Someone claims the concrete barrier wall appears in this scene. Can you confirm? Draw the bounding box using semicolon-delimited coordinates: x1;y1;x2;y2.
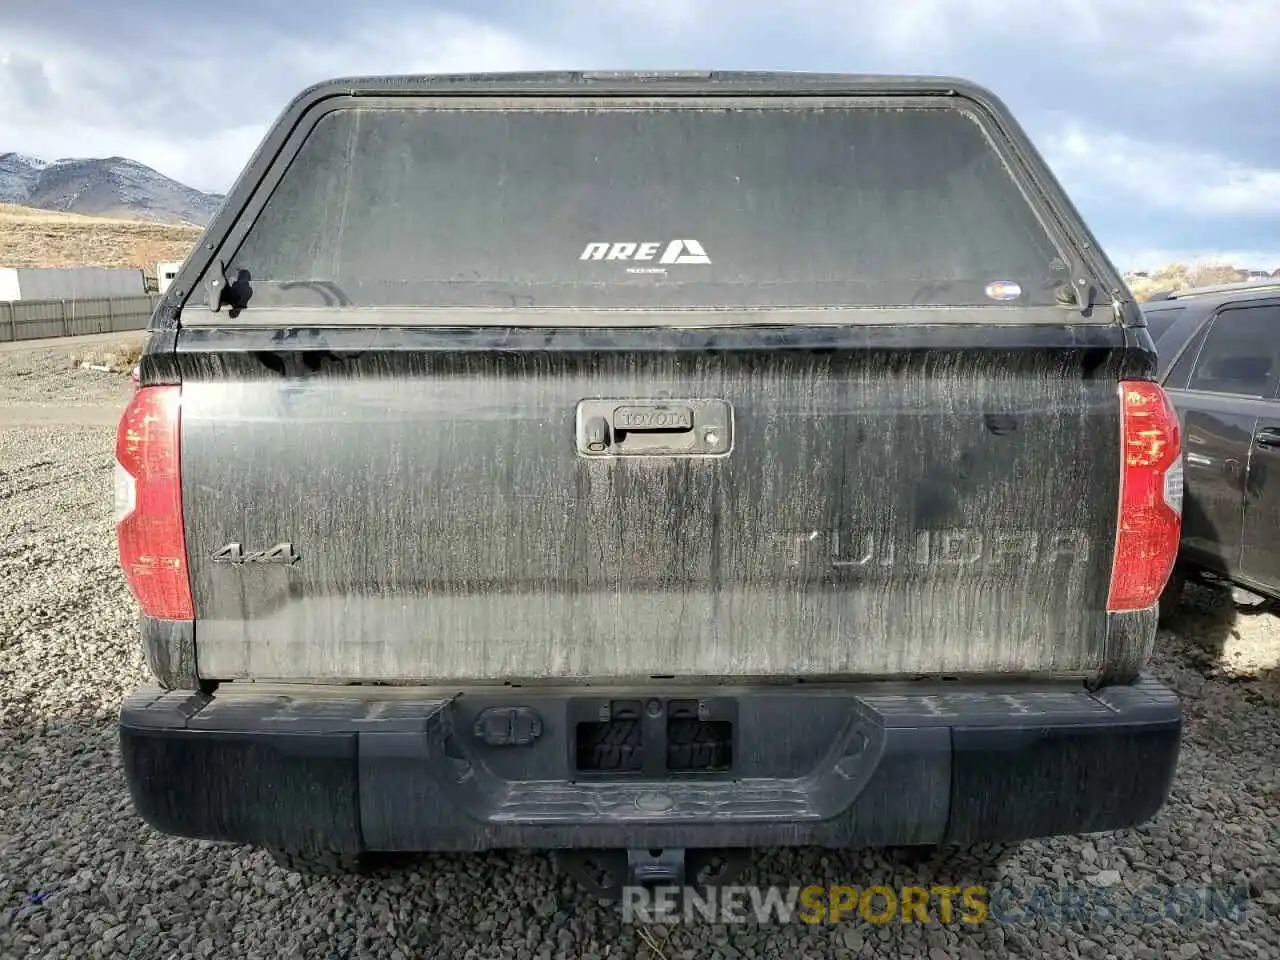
0;295;162;343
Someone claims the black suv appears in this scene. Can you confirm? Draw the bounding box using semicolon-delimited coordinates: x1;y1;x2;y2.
1144;280;1280;618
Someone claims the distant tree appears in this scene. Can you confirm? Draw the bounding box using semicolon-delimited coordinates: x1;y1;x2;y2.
1127;276;1160;301
127;237;196;280
1188;262;1245;287
1151;263;1191;287
1123;260;1275;302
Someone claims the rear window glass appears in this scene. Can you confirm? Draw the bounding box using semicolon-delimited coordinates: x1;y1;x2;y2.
213;100;1072;310
1164;320;1210;390
1141;306;1183;344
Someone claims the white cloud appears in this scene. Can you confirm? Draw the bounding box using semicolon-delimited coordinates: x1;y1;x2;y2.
1138;0;1280;79
1043;123;1280;218
0;12;566;192
799;0;1280;80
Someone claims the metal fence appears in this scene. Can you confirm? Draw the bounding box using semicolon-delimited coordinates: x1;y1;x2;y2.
0;295;162;343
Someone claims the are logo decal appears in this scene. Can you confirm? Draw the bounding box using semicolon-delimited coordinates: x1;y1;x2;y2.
579;239;711;269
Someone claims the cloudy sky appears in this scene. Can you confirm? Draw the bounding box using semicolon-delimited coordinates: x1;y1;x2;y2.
2;0;1277;271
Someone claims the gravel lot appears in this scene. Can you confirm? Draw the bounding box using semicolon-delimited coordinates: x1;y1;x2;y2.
2;342;1278;958
0;333;145;408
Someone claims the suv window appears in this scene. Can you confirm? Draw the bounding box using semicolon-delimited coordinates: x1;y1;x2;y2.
1185;303;1280;396
1141;306;1182;343
1164;320;1210;390
213;99;1072;311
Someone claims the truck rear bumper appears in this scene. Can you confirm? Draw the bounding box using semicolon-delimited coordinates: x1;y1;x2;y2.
119;676;1181;854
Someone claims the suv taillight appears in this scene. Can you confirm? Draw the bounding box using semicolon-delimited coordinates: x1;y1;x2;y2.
1107;380;1183;612
114;385;193;620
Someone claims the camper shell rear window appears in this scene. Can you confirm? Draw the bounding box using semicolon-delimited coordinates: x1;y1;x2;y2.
190;96;1077;313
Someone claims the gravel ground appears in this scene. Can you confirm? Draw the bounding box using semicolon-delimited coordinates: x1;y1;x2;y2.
2;361;1279;957
0;335;141;411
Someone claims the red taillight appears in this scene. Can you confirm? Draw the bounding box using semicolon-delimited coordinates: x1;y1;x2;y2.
1107;380;1183;612
114;385;193;620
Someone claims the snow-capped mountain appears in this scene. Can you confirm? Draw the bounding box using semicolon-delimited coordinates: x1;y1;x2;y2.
0;152;223;226
0;152;50;203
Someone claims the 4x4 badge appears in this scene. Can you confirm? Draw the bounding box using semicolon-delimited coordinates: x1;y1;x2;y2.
211;542;300;566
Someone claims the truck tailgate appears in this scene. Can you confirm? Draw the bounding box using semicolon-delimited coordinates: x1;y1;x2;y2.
178;329;1122;682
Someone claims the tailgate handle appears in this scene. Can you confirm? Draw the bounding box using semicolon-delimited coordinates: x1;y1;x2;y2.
576;399;732;458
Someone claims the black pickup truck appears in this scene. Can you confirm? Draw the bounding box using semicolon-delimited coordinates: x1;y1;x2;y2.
114;71;1185;892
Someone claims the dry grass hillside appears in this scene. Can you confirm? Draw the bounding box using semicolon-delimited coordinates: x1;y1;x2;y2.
0;203;200;279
